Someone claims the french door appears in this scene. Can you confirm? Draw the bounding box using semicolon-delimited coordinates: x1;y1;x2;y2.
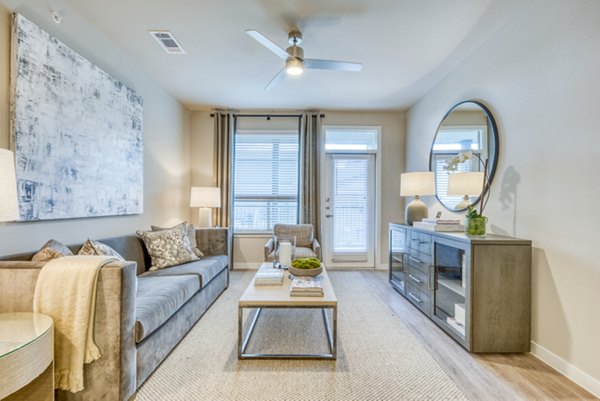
322;154;375;268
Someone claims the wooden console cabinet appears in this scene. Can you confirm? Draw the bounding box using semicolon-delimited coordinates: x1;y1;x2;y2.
389;223;532;352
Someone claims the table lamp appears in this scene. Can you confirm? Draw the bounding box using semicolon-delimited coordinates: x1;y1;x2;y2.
190;186;221;227
400;172;435;225
0;149;19;222
447;172;484;210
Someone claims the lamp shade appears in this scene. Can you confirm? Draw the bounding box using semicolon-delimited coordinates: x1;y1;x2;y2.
400;172;435;197
0;149;19;222
190;187;221;208
447;172;484;196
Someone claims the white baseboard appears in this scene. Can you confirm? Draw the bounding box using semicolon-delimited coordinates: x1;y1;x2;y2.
530;341;600;397
376;263;388;271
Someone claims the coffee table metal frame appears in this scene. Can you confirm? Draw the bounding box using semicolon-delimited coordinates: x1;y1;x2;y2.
237;304;337;360
237;263;337;360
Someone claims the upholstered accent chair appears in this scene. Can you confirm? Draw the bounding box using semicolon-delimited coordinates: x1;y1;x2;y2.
264;224;321;262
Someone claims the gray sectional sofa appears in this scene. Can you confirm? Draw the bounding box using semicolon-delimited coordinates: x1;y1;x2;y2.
0;227;229;401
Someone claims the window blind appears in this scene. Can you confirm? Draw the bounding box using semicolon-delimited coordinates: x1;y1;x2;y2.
233;131;299;232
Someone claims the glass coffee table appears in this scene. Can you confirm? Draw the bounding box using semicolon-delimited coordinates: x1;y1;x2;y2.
238;262;337;360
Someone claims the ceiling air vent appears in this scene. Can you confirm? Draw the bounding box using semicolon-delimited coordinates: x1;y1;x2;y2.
148;30;186;54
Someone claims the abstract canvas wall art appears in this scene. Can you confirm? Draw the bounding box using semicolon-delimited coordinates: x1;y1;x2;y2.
10;14;144;221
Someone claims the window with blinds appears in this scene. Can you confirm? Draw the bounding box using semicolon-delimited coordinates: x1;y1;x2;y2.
232;129;299;232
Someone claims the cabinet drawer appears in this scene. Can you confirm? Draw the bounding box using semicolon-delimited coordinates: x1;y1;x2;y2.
407;265;430;293
409;231;432;255
406;283;431;315
406;249;431;274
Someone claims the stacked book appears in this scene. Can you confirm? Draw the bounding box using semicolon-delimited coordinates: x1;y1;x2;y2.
413;218;464;232
290;277;324;297
254;268;284;286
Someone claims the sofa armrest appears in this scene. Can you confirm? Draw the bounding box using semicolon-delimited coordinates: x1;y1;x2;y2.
0;260;138;401
264;238;275;261
312;239;322;260
195;227;229;257
0;261;47;312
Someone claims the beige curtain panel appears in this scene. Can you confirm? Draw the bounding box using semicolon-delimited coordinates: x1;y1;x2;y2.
300;112;322;241
212;111;234;229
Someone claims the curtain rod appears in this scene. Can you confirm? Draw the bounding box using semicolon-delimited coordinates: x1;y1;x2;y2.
209;113;325;118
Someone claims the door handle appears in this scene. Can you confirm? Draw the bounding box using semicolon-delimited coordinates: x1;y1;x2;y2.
325;214;333;218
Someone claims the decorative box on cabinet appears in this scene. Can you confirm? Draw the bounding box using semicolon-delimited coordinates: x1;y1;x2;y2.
388;223;532;353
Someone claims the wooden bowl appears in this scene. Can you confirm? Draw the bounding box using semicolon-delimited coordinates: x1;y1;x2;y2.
288;265;323;277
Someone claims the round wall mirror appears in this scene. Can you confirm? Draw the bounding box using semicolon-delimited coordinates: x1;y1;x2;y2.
429;100;499;212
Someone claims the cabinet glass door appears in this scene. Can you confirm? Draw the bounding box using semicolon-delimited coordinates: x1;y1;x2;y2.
389;226;408;294
433;241;467;340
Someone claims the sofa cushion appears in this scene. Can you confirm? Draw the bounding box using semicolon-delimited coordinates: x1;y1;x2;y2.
78;239;126;261
32;239;74;262
151;222;204;258
140;255;228;288
137;223;199;270
135;275;200;343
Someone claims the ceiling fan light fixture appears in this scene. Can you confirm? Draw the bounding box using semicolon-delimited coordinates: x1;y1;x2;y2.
286;58;303;75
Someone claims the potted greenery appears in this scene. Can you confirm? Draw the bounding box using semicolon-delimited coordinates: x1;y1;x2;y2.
445;151;490;236
465;205;488;236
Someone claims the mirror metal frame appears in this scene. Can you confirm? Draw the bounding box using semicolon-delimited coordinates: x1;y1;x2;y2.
429;100;499;212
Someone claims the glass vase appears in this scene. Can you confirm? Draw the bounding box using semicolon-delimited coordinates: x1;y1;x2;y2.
465;215;488;236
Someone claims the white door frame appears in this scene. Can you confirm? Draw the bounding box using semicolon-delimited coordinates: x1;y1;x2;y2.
319;125;382;269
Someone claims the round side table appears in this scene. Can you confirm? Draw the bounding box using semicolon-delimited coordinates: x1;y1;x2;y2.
0;312;54;400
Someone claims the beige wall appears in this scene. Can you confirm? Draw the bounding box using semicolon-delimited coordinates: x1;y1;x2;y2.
0;4;191;254
406;0;600;394
442;110;487;126
190;110;405;269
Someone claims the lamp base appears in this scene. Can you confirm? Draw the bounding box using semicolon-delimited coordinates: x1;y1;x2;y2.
454;195;471;211
198;208;212;228
405;196;429;225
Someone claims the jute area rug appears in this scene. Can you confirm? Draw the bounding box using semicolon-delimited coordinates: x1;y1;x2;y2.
137;271;467;401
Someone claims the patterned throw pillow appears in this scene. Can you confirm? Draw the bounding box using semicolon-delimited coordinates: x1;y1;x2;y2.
78;239;126;261
137;223;199;270
32;239;74;262
151;222;204;258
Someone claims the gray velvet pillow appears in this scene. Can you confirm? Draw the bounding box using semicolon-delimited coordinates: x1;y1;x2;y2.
137;223;199;270
32;239;74;262
78;239;126;261
151;222;204;258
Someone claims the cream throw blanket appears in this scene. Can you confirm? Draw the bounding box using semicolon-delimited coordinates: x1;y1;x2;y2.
33;255;117;393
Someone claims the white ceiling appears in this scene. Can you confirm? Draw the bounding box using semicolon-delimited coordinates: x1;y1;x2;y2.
5;0;524;110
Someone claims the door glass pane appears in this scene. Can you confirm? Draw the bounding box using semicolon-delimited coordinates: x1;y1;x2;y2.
332;156;370;259
325;129;378;152
434;243;466;338
390;228;407;293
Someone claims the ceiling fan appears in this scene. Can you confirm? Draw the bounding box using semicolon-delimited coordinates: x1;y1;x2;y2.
245;29;363;90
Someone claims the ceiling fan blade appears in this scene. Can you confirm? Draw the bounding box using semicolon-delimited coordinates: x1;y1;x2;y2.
304;58;363;72
246;29;289;60
265;68;287;90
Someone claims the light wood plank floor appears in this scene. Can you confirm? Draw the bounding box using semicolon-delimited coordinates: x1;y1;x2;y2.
233;269;596;400
349;269;597;401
